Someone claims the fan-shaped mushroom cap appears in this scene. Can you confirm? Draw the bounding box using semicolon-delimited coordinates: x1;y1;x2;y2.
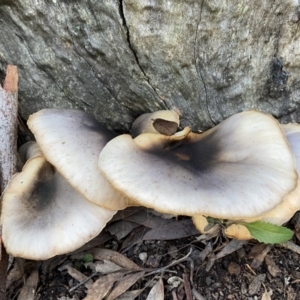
1;142;116;260
27;109;128;210
99;111;297;219
131;110;180;138
225;123;300;240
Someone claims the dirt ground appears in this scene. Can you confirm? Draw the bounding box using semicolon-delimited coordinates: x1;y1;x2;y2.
5;208;300;300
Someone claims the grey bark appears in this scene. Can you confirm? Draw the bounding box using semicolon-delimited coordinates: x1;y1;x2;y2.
0;0;300;131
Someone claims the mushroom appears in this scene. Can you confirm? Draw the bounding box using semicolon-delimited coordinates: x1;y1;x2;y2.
131;110;180;138
99;111;297;219
27;109;129;210
1;142;116;260
225;123;300;240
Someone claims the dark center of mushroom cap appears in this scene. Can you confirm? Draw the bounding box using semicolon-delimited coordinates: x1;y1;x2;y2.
142;131;221;173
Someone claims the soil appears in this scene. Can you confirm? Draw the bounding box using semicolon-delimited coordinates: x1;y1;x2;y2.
5;210;300;300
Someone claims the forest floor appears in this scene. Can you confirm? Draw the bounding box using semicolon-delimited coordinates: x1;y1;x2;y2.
5;208;300;300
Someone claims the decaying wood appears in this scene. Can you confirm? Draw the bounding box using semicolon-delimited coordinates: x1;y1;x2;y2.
0;65;18;300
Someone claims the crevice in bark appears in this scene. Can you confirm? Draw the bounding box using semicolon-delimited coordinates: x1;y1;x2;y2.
194;0;216;126
55;2;123;110
118;0;170;110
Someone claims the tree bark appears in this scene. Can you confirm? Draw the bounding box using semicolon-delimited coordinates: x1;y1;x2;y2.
0;65;18;300
0;1;299;131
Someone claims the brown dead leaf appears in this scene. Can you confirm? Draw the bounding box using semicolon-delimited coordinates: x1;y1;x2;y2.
86;260;123;274
17;269;39;300
249;244;272;269
121;226;150;251
106;220;140;240
115;288;145;299
146;278;164;300
265;256;281;277
248;274;266;296
84;271;125;300
215;240;248;260
106;271;145;300
59;265;93;288
143;219;199;241
111;207;143;222
6;261;23;288
124;209;174;229
91;248;141;270
199;242;213;262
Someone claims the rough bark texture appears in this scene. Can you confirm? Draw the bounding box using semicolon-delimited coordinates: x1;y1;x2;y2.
0;1;300;131
0;65;18;300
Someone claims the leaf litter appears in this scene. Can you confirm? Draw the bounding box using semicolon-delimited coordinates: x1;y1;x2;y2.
5;207;300;299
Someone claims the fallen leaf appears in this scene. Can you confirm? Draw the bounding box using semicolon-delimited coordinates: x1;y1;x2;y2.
106;271;145;300
59;265;93;288
265;256;281;277
17;269;39;300
85;260;123;274
215;240;248;260
248;274;266;296
106;220;140;240
249;244;272;269
110;207;143;222
199;242;212;262
121;226;150;251
146;278;164;300
91;248;140;270
124;209;174;229
143;219;199;240
115;289;145;300
84;271;125;300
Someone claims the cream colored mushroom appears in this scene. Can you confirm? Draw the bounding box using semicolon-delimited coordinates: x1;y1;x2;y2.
27;109;129;210
225;123;300;240
0;142;116;260
99;111;297;219
131;110;180;138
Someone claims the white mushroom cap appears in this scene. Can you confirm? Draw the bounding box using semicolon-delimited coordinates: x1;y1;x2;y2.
99;111;297;219
27;109;128;210
229;123;300;225
1;143;116;260
131;110;180;138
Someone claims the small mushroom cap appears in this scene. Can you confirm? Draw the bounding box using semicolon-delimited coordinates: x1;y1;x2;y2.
27;109;128;210
225;224;252;240
99;111;297;219
1;147;116;260
131;110;180;138
192;215;220;236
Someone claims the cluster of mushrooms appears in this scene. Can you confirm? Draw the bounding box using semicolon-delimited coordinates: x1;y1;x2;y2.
1;108;300;260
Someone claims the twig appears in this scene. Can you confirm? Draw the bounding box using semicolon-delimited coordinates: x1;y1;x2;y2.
144;247;193;277
279;241;300;255
68;272;98;293
183;273;193;300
